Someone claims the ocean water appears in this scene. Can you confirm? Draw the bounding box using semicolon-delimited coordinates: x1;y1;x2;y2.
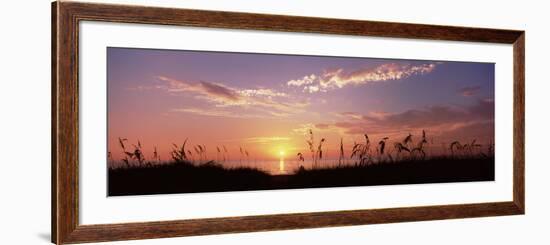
220;158;343;175
109;158;343;175
109;144;471;175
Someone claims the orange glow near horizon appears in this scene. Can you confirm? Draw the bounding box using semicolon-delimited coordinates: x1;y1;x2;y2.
107;47;495;173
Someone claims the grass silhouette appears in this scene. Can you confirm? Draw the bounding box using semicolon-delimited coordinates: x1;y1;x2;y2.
108;156;494;196
108;130;494;196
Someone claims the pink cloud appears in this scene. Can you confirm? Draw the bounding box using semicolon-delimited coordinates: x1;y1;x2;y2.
326;99;494;143
158;76;242;105
338;112;363;120
315;123;331;129
287;62;438;92
459;86;482;97
157;76;308;118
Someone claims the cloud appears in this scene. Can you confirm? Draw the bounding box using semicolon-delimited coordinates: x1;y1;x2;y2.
243;137;291;144
287;74;317;87
292;123;317;135
315;123;331;129
125;85;164;91
220;136;291;144
158;76;308;117
198;81;241;101
459;86;482;97
171;108;264;119
337;112;364;120
304;85;320;93
158;76;242;105
287;62;438;93
238;88;287;98
327;99;494;142
439;121;494;141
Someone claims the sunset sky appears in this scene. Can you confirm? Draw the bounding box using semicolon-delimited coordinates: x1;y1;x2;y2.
107;47;494;163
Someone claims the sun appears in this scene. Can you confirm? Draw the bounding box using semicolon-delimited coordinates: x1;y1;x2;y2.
273;144;291;159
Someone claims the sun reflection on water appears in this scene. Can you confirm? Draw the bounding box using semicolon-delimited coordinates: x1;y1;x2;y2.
279;158;286;174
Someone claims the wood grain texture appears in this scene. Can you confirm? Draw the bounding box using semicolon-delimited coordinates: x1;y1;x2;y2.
51;2;58;243
51;1;525;244
53;1;80;244
62;1;522;43
64;202;521;244
513;33;525;213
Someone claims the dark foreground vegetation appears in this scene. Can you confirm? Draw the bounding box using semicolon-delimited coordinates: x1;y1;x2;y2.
108;156;494;196
109;129;494;196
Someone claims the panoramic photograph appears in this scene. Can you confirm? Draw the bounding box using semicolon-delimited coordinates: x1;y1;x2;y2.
107;47;495;196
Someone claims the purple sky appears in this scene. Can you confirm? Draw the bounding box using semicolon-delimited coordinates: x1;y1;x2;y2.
107;47;494;161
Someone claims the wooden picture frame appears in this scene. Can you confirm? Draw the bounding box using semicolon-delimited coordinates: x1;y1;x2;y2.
52;1;525;244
